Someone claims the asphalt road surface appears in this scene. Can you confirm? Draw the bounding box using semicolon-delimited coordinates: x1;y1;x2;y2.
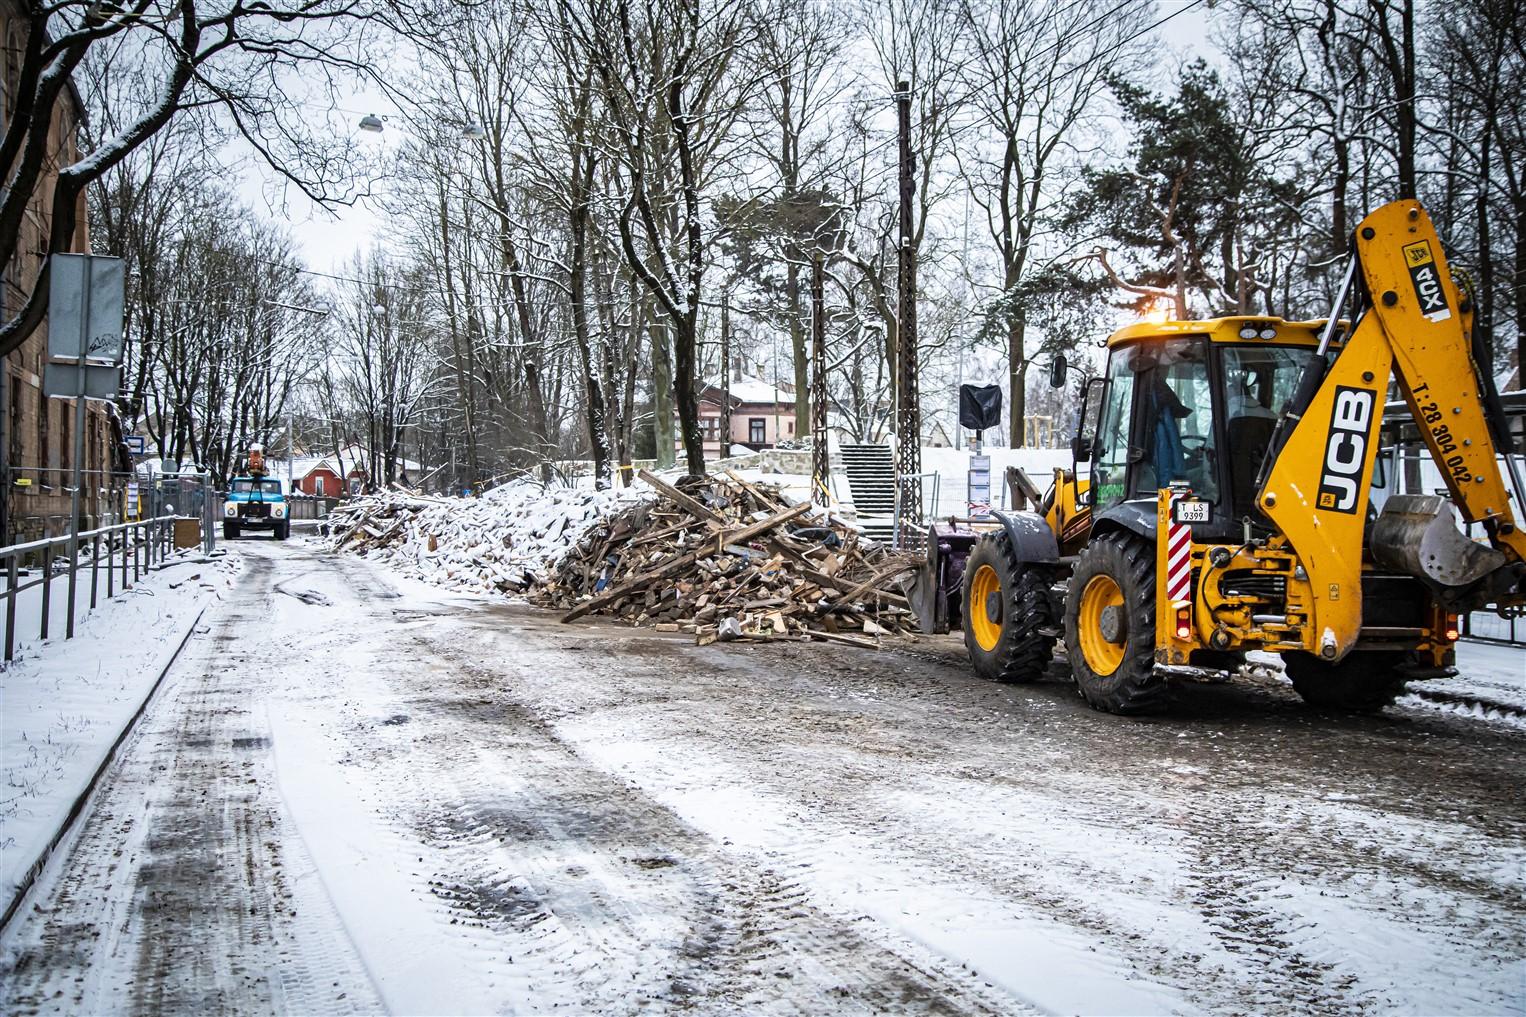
3;540;1522;1015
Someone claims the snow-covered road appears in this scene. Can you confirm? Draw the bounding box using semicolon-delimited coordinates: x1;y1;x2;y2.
3;539;1523;1015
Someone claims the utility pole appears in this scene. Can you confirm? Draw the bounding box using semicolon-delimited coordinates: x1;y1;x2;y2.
810;254;829;507
720;294;731;458
895;80;922;544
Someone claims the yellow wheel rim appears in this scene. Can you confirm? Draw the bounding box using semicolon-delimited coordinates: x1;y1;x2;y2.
969;563;1003;652
1077;573;1126;676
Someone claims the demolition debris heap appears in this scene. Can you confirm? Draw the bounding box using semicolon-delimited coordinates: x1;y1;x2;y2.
327;471;919;647
534;471;918;646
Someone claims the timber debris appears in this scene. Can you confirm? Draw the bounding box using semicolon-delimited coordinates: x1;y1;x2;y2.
532;471;919;646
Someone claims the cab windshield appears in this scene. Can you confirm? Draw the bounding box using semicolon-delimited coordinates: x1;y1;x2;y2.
231;479;282;496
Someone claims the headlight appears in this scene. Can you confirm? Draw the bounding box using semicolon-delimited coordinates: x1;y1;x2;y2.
224;502;237;517
273;505;286;518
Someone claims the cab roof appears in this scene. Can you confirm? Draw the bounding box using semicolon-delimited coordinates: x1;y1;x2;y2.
1106;315;1333;349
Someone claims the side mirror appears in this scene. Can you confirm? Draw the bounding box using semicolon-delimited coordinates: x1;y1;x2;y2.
1071;435;1093;463
1049;353;1068;389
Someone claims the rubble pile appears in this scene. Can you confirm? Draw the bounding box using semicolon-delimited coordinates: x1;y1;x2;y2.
326;483;648;595
533;470;919;647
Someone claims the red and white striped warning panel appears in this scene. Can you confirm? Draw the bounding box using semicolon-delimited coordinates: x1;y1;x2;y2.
1166;518;1193;604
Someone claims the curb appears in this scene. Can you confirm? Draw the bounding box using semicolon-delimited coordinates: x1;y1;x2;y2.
0;602;211;935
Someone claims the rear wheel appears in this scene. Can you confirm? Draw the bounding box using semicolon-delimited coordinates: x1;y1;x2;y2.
1283;651;1410;712
223;521;240;541
275;520;290;540
961;532;1056;684
1064;531;1166;714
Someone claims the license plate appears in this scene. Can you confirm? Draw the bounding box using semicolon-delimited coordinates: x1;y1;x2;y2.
1173;499;1211;524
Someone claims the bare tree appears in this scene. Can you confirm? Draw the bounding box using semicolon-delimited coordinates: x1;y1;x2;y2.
954;0;1144;446
561;0;760;477
0;0;396;355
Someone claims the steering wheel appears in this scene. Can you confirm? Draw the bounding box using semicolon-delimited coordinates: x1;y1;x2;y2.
1179;433;1209;453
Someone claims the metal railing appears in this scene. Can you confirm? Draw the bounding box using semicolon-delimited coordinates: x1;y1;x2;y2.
0;515;194;662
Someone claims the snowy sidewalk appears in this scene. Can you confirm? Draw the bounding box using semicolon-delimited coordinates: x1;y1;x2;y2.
0;547;241;911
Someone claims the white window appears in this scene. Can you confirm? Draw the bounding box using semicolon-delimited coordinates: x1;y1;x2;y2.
314;475;325;496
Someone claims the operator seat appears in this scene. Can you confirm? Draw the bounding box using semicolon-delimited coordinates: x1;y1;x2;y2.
1227;414;1277;513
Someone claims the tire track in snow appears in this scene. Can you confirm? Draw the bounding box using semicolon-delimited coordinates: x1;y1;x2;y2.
0;551;382;1016
362;637;1025;1016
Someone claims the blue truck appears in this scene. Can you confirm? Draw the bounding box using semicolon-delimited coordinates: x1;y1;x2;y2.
223;446;289;540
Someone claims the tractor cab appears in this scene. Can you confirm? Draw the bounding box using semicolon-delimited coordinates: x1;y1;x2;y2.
1077;317;1329;543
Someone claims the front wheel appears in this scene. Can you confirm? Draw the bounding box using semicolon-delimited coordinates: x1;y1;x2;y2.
1064;531;1166;714
223;521;240;541
275;520;290;541
1283;651;1410;712
961;532;1056;684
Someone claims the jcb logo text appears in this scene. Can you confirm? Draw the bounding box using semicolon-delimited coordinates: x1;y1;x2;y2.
1317;386;1375;514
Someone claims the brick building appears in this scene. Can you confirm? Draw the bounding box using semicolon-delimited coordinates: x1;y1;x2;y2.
0;6;117;543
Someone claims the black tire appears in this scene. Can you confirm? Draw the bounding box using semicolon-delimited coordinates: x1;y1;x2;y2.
1283;651;1410;712
961;531;1056;684
276;520;290;541
1064;530;1167;714
223;521;240;541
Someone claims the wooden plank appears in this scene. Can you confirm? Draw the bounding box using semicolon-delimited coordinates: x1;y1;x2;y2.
637;469;725;523
804;629;880;649
562;501;810;622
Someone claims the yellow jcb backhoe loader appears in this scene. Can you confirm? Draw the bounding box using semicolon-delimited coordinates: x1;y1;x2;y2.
929;199;1526;713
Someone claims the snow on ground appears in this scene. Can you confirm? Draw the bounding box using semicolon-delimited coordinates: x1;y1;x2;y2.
0;546;241;904
4;541;1523;1015
1407;640;1526;724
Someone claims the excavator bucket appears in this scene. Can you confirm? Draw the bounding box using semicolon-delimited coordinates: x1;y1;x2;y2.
1371;494;1507;588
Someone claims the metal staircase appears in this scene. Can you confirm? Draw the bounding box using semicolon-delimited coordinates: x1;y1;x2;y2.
837;444;898;544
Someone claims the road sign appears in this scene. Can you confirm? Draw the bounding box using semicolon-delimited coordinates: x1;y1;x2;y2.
48;254;125;362
42;360;120;401
125;434;146;456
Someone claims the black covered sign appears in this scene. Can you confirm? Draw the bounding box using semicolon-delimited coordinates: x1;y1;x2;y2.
959;384;1003;431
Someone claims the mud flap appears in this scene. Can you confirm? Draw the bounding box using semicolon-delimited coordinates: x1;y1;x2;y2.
1371;494;1506;587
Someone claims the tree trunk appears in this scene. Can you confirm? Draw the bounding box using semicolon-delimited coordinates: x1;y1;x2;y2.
651;313;675;469
786;261;809;437
674;311;705;477
1008;313;1027;448
569;148;611;489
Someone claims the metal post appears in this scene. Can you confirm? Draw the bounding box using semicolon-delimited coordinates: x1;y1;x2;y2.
64;264;93;640
5;555;15;661
719;296;731;457
107;530;114;599
894;79;922;545
40;545;51;641
90;532;99;609
810;255;829;507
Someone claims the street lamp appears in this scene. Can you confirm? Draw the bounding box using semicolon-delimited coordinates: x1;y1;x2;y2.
358;114;489;140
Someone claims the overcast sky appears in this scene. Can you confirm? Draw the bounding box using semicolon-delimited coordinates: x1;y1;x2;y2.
256;1;1217;278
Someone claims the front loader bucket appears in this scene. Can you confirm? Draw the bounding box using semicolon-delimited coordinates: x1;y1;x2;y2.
1371;494;1507;588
